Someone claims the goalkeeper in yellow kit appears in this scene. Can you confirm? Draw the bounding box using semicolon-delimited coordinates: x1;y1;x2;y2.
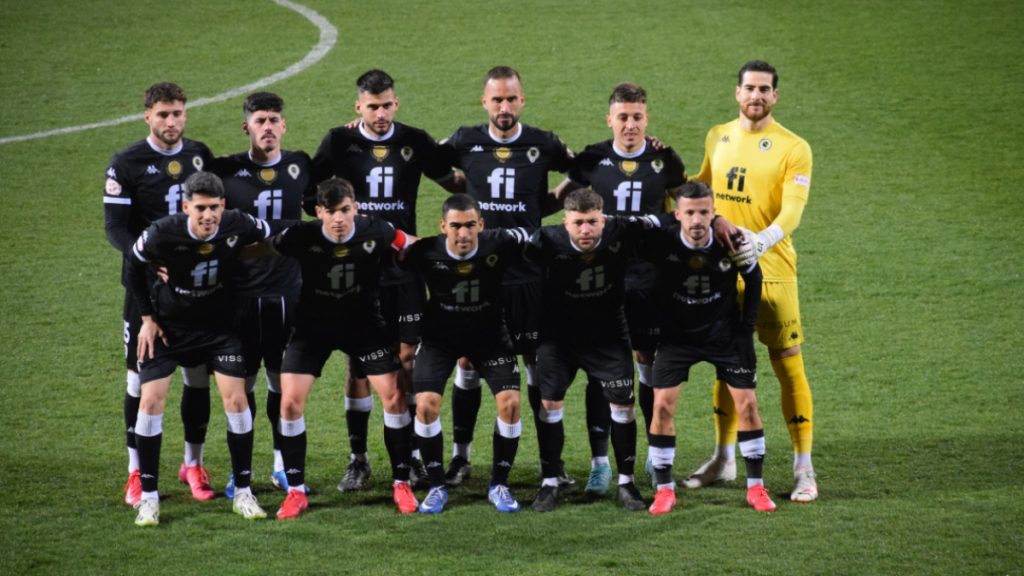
688;60;817;502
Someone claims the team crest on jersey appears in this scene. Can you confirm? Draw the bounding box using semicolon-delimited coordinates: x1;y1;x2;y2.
688;255;705;270
485;254;500;267
527;147;540;164
456;262;474;275
372;146;390;162
197;243;214;256
363;240;376;253
258;168;277;184
652;159;664;174
580;253;595;264
759;138;772;152
227;236;239;248
493;147;512;163
288;164;301;179
193;156;204;171
619;161;638;177
333;246;349;258
105;178;122;196
401;147;413;162
167;160;183;179
718;258;732;272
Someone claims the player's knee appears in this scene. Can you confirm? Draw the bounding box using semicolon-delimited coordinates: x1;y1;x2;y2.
610;404;636;424
280;394;306;419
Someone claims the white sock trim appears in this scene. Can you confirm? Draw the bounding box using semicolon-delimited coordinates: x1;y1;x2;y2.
384;411;412;429
226;410;253;434
280;417;306;437
135;412;163;437
415;418;441;438
345;396;373;412
496;418;521;439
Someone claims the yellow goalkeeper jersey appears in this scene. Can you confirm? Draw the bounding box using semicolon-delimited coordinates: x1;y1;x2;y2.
695;118;812;281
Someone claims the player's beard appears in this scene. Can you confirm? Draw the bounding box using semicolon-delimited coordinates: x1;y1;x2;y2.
491;113;518;132
369;120;392;136
741;101;772;123
156;129;182;147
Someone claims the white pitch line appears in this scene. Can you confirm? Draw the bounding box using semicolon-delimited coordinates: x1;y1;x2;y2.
0;0;336;147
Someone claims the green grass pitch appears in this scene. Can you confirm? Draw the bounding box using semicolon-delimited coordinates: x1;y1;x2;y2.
0;1;1021;574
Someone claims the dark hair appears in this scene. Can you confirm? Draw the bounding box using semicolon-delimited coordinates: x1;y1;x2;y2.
608;82;647;106
737;60;778;88
678;180;714;201
442;193;481;217
243;91;284;116
316;177;356;208
484;66;521;87
183;172;225;200
563;188;604;213
357;69;395;95
144;82;187;108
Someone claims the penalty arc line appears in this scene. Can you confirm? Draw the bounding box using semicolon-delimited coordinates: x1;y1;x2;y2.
0;0;337;147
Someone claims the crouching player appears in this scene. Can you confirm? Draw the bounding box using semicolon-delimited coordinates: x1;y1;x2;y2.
643;181;776;514
127;172;273;526
272;178;417;518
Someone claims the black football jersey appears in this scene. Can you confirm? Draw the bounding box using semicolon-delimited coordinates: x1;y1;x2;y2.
439;123;573;284
104;137;215;284
311;122;450;234
569;140;685;216
640;225;761;344
401;229;529;341
273;215;400;323
528;216;656;336
128;210;270;329
213;150;312;298
570;140;685;291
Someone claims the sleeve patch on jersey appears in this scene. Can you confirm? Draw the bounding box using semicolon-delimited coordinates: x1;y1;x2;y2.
105;178;123;196
794;175;811;187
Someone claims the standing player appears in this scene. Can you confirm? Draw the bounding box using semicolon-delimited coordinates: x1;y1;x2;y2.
213;91;313;497
552;82;686;493
688;60;818;503
401;194;529;514
527;189;661;512
641;181;774;515
127;172;272;526
104;82;215;507
271;179;417;519
437;66;574;485
311;70;457;492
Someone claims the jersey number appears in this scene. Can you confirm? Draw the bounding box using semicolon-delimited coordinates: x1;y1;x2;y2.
612;181;642;212
487;168;515;199
367;166;394;198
